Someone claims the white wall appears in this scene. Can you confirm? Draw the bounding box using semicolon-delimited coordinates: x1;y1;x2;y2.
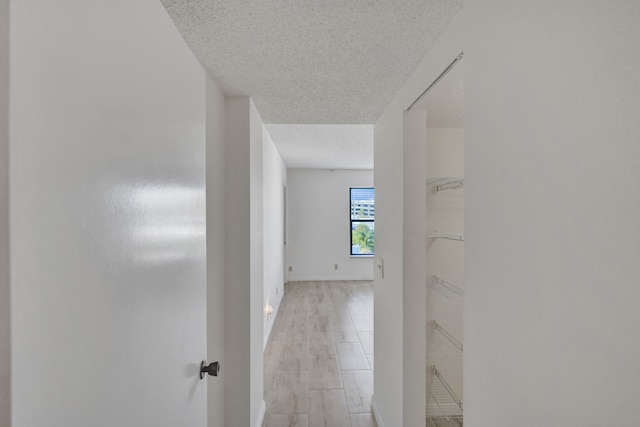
224;97;265;427
402;110;428;426
205;76;226;427
0;0;9;425
224;97;251;427
372;108;404;426
373;9;464;426
10;1;208;426
287;169;374;281
465;1;640;425
249;100;266;427
262;129;286;348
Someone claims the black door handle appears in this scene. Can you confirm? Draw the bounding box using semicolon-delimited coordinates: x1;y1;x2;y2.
200;361;220;379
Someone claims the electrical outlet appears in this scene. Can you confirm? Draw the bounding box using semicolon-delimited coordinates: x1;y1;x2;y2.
288;266;292;272
334;264;338;270
276;287;279;295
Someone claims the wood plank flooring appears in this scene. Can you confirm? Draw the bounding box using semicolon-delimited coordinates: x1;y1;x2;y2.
264;281;377;427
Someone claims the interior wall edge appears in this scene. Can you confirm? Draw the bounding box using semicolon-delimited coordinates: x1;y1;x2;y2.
0;0;10;424
370;396;385;427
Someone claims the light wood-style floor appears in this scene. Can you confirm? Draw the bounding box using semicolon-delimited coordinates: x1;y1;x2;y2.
263;280;377;427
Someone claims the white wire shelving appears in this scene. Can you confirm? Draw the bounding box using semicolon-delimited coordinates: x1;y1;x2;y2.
426;177;464;192
427;416;464;427
426;232;464;241
429;321;463;358
427;415;464;427
426;366;463;427
427;275;464;299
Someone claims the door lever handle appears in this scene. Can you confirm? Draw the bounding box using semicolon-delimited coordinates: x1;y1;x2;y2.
200;360;220;379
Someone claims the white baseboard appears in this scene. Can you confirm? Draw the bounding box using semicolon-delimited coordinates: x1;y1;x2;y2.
255;400;266;427
371;396;384;427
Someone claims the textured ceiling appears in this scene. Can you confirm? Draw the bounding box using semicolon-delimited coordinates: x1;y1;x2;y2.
266;124;373;169
161;0;464;124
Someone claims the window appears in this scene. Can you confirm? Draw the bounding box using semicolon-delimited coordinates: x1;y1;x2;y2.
350;187;374;255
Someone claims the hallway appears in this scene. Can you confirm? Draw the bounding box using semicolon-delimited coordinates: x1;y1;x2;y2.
263;281;377;427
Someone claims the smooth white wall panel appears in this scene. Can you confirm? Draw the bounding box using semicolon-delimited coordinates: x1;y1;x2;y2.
0;0;9;424
206;75;226;427
224;97;265;427
10;1;208;425
249;100;266;427
465;1;640;425
262;129;286;348
402;110;427;426
287;169;374;281
372;106;405;426
224;97;252;427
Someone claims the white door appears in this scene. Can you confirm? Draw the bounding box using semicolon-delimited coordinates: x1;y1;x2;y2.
10;1;208;425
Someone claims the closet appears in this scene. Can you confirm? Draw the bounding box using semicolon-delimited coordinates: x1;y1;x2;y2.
407;54;464;427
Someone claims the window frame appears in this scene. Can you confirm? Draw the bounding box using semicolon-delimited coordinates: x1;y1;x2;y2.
350;187;375;256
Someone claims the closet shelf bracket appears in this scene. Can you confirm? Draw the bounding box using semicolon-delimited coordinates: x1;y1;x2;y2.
427;275;464;298
426;232;464;241
430;320;463;357
426;176;464;192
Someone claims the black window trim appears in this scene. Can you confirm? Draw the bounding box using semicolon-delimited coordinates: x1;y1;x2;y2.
350;187;375;256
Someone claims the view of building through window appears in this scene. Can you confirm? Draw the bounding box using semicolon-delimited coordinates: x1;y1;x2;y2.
350;187;374;255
